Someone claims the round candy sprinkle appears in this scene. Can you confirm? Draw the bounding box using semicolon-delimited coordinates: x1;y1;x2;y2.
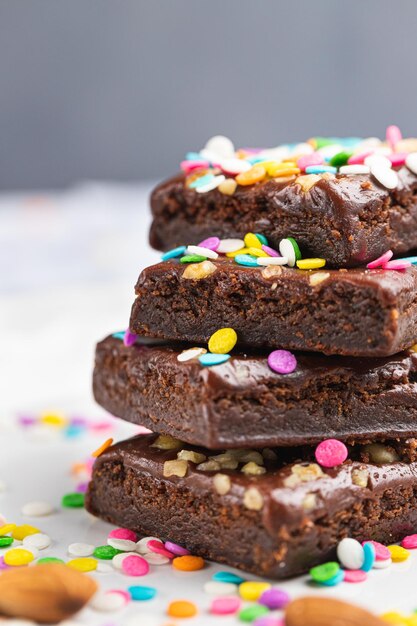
258;588;289;610
279;238;301;267
162;246;187;261
37;556;65;565
168;600;198;618
401;534;417;549
0;536;13;548
147;539;175;559
389;153;407;167
211;596;241;615
181;159;209;173
239;581;271;601
361;542;376;571
363;540;391;561
112;551;138;569
297;153;324;171
108;537;137;552
177;347;207;362
315;439;348;468
220;158;251;176
370;163;399;190
366;250;393;269
226;247;250;258
234;253;259;267
386;124;402;148
204;581;238;595
180;254;207;263
382;259;412;270
61;493;85;508
267;350;297;375
4;548;34;566
255;233;269;245
67;557;97;572
406;152;417;175
189;173;215;189
213;571;246;584
0;524;16;535
143;552;170;565
253;618;284;626
339;164;370;175
239;604;269;622
208;328;238;354
296;258;326;270
365;153;392;169
22;533;50;550
305;165;337;175
246;246;268;257
196;174;226;193
109;528;137;542
198;237;220;251
329;151;352;168
205;135;235;158
90;590;128;611
344;569;367;583
21;501;53;517
236;164;266;186
310;561;340;584
94;545;122;560
372;557;392;569
262;245;279;257
164;540;190;556
172;555;205;571
244;233;263;249
217;238;245;254
337;538;364;570
128;585;157;601
92;437;113;458
186;245;218;260
68;542;95;557
388;545;410;562
122;554;150;576
136;536;161;553
123;329;138;347
199;353;230;367
257;256;288;266
11;525;39;540
320;569;344;586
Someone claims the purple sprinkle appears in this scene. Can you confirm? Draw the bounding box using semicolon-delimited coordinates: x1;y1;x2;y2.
253;617;284;626
259;588;290;610
262;245;280;257
123;328;137;347
18;415;37;427
69;416;88;427
164;541;190;556
76;481;89;493
198;236;220;251
267;350;297;375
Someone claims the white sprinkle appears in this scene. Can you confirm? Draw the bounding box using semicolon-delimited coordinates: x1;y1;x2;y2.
136;536;161;554
364;154;392;169
406;152;417;175
336;538;365;570
279;239;297;267
96;562;113;573
90;590;127;612
373;557;392;569
204;135;235;159
21;501;54;517
195;175;226;194
291;142;314;156
68;542;95;557
317;144;343;160
339;164;370;175
257;256;288;266
217;238;245;254
23;533;51;550
370;164;399;190
177;347;207;362
186;245;219;259
203;581;238;595
143;552;170;565
112;551;137;569
219;158;251;175
107;537;137;552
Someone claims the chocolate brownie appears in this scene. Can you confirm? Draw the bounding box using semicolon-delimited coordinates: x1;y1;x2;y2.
94;335;417;448
86;434;417;578
149;168;417;267
129;259;417;357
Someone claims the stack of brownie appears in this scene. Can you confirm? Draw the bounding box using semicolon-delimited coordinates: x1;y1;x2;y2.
86;130;417;578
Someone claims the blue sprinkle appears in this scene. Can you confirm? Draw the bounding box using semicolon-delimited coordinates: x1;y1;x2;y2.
247;156;267;165
320;569;344;586
199;353;230;367
213;571;246;585
162;246;187;261
305;165;337;175
65;424;85;439
339;137;363;148
189;174;215;189
128;585;157;601
254;233;268;245
185;151;203;161
234;254;259;267
400;256;417;265
361;542;376;572
112;331;126;341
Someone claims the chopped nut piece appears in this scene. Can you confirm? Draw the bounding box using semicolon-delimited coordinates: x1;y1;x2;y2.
243;487;264;511
261;265;283;279
284;462;324;488
182;260;217;280
302;493;317;511
241;462;266;476
295;174;321;192
163;459;188;478
239;451;264;465
362;443;399;464
213;473;231;495
151;434;183;450
218;178;237;195
352;467;369;488
177;450;207;464
197;460;221;472
309;272;330;287
209;453;238;470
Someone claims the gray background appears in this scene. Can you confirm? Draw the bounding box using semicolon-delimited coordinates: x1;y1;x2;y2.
0;0;416;189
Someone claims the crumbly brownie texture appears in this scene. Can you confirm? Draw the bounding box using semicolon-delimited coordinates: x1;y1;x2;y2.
94;336;417;448
149;169;417;267
86;434;417;578
130;259;417;357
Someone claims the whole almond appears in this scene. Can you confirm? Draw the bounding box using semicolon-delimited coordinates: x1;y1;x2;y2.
285;596;386;626
0;563;97;623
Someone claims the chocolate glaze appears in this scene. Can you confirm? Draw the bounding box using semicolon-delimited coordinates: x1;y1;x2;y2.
149;168;417;267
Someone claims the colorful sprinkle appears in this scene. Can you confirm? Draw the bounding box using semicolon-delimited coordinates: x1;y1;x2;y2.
198;236;220;251
401;534;417;549
212;571;246;585
94;545;123;560
128;585;157;601
92;437;113;458
239;604;270;622
315;439;348;468
198;353;231;367
123;329;137;347
382;259;412;270
67;557;98;572
61;493;85;508
267;350;297;375
167;600;198;618
278;238;301;267
343;569;367;583
164;541;190;556
387;545;410;562
239;581;271;601
310;561;340;584
361;542;376;571
172;555;205;571
180;254;207;264
162;246;187;261
108;528;138;542
208;328;238;354
337;538;365;570
296;258;326;270
364;540;391;561
366;250;393;269
217;238;245;254
122;554;150;576
210;595;241;615
258;588;290;610
234;253;259;267
4;548;35;566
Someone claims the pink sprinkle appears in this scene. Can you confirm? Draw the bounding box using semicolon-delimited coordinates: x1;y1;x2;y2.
344;569;367;583
180;159;209;174
123;329;137;347
108;589;131;603
109;528;138;542
297;153;324;171
386;125;402;149
254;618;285;626
401;534;417;549
262;245;280;257
0;557;10;570
147;539;175;559
267;350;297;375
363;540;390;561
348;150;374;165
121;554;149;577
315;439;348;468
210;596;241;615
382;260;412;271
164;541;190;556
198;237;220;251
136;425;153;435
388;152;407;167
90;421;113;432
366;250;393;269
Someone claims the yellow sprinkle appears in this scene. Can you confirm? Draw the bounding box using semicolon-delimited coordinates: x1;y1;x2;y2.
4;548;35;566
296;258;326;270
236;164;266;186
40;411;67;427
208;328;238;355
218;178;237;195
92;437;113;458
12;525;40;540
381;612;411;625
0;523;16;535
239;581;271;602
244;233;263;249
67;557;98;572
269;165;300;178
226;247;250;258
387;545;410;562
247;247;268;257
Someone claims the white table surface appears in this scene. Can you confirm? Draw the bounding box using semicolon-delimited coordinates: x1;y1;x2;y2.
1;183;417;625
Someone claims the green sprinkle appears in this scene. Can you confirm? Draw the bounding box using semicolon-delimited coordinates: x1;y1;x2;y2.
180;255;207;263
37;557;65;565
313;137;337;149
310;561;340;583
329;151;352;168
254;233;268;246
239;604;269;622
93;545;123;560
61;493;85;508
0;536;13;548
287;237;302;260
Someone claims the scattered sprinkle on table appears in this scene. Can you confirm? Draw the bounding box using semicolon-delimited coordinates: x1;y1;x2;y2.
61;493;85;508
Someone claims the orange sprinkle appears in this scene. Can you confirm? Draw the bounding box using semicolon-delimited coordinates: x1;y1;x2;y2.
172;555;205;572
71;462;88;475
167;600;198;618
92;438;113;458
236;164;266;186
